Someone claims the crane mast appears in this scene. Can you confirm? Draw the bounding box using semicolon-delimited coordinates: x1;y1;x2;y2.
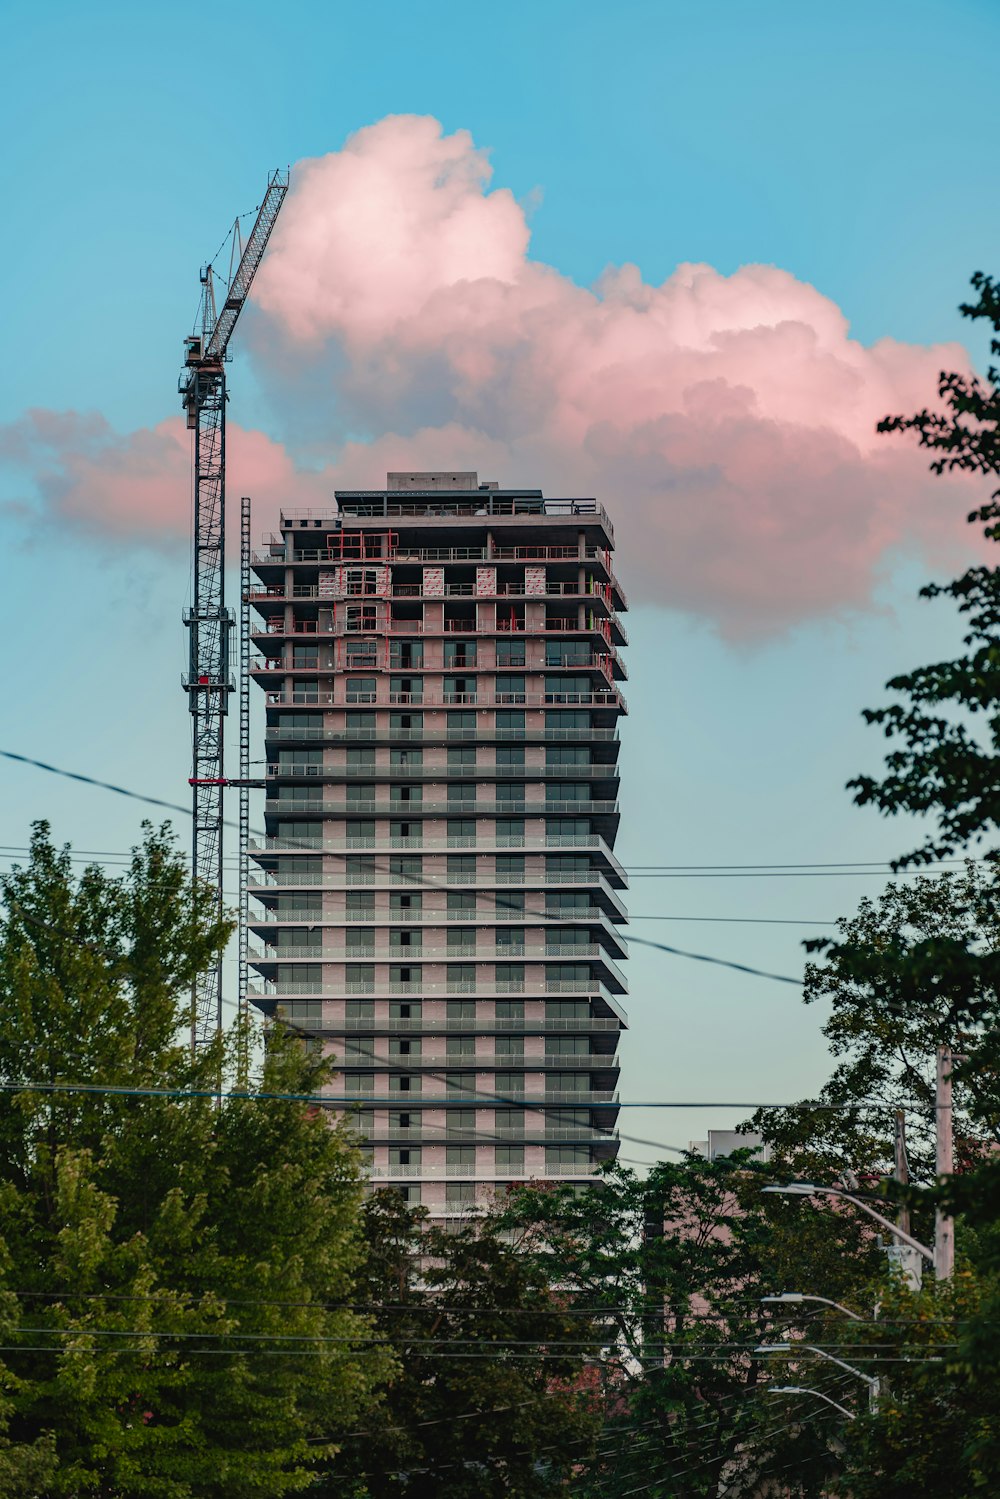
179;169;288;1050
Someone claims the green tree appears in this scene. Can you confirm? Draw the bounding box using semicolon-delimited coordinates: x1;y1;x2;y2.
850;272;1000;865
749;865;1000;1191
322;1188;604;1499
498;1160;882;1498
745;869;1000;1495
0;822;389;1497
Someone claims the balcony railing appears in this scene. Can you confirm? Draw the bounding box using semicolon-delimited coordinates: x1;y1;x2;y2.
267;763;620;781
250;978;619;1001
367;1161;601;1180
263;727;621;745
264;690;626;710
263;800;620;818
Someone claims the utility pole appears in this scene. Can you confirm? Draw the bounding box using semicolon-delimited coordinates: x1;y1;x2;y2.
887;1110;922;1291
934;1045;955;1281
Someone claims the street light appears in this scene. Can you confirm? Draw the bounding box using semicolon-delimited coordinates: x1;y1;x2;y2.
761;1292;864;1321
767;1386;856;1421
761;1182;933;1285
755;1342;880;1412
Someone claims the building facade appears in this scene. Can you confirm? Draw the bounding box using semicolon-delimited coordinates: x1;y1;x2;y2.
247;473;629;1217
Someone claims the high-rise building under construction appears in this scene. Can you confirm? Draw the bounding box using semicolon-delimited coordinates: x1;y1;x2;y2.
246;473;628;1215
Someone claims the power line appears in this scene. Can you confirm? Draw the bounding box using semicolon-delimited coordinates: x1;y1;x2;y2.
0;750;804;985
0;1080;900;1111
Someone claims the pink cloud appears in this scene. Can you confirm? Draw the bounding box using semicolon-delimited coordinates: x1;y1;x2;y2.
250;115;978;634
0;410;333;545
1;116;981;637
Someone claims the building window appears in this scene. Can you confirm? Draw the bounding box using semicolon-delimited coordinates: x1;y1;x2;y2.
389;1075;422;1094
446;1035;476;1059
496;1035;524;1060
447;928;476;954
496;783;525;806
545;675;591;704
445;1183;476;1208
494;1107;523;1137
494;1073;524;1095
346;927;375;953
389;1037;420;1059
390;965;422;988
390;891;423;913
444;641;477;669
546;1146;591;1168
346;821;375;847
495;675;526;705
446;1109;477;1136
390;640;424;669
390;710;424;730
448;746;476;768
391;747;423;768
346;857;375;885
344;711;377;734
496;1145;524;1173
390;928;422;953
345;604;377;632
390;676;423;704
447;1145;475;1170
447;855;475;883
345;965;374;993
495;997;525;1021
444;676;477;703
447;964;476;994
345;999;375;1022
495;710;525;734
448;891;476;917
346;677;377;703
389;999;423;1021
345;568;380;596
447;712;476;737
345;639;379;670
496;964;525;992
344;1074;375;1094
447;783;476;805
346;747;375;770
495;639;525;668
346;891;375;917
390;784;422;805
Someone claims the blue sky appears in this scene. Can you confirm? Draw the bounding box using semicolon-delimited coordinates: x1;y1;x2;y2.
2;0;997;1159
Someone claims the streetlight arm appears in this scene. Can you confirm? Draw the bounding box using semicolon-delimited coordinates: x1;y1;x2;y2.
761;1292;864;1321
764;1184;934;1264
800;1345;879;1390
767;1386;856;1421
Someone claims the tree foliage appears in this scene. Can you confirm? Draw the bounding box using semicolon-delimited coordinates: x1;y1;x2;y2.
323;1188;605;1498
850;272;1000;866
0;822;389;1497
497;1160;883;1498
749;865;1000;1187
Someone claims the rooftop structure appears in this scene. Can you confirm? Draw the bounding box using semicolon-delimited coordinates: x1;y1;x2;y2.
246;473;629;1216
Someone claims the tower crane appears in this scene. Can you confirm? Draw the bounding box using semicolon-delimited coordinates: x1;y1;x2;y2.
179;168;288;1050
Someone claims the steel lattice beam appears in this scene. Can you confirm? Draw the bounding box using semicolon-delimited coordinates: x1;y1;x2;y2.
178;170;287;1052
